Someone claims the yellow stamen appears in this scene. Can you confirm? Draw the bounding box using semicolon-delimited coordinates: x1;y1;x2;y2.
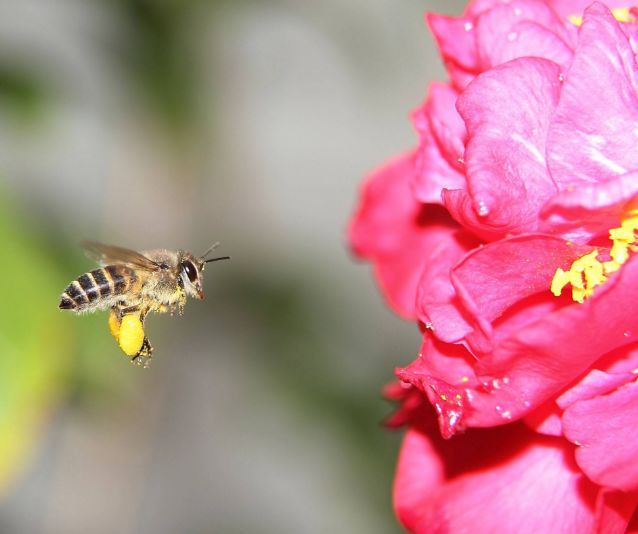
551;268;570;296
610;240;630;264
551;211;638;302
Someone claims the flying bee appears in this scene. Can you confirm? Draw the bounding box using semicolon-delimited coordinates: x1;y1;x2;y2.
59;241;230;367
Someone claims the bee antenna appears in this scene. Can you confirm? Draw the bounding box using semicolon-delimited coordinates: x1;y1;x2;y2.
204;256;230;264
200;241;220;260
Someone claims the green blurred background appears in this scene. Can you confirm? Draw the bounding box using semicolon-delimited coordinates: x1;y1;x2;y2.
0;0;462;532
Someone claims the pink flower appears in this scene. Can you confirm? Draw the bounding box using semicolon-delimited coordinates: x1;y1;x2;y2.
349;1;638;531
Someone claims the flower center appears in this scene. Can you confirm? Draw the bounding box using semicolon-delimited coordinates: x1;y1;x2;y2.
568;7;635;26
551;210;638;303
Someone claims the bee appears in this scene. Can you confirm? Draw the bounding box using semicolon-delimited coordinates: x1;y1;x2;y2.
59;241;229;367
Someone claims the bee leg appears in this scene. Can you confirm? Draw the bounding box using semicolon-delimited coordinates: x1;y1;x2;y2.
131;337;154;368
129;306;153;367
178;290;187;316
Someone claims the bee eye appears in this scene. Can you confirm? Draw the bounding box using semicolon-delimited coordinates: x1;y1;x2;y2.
182;260;198;283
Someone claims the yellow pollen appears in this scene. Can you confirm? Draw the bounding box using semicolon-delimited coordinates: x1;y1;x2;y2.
568;7;634;26
551;211;638;302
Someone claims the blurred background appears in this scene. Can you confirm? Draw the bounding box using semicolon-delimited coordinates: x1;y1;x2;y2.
0;0;463;532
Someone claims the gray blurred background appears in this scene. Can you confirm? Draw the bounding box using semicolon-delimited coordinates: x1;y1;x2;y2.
0;1;463;532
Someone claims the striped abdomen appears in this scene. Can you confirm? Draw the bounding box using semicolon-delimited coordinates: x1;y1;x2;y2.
59;265;137;312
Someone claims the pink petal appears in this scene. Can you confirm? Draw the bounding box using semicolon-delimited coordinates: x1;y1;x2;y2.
455;57;561;236
349;153;465;318
563;380;638;492
397;336;480;436
394;424;600;534
397;337;495;435
442;188;504;242
446;62;478;91
475;253;638;424
349;152;426;317
393;428;444;531
596;342;638;375
412;100;466;204
594;489;638;534
415;230;479;344
398;335;557;433
541;170;638;242
557;369;636;410
450;234;592;352
547;4;638;187
475;0;574;69
425;83;467;171
487;20;574;68
404;255;638;435
523;400;563;436
427;13;479;74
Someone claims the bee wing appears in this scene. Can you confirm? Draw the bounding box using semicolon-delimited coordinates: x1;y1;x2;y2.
82;241;161;271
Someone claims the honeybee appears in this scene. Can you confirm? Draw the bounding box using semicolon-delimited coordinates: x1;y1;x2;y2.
59;241;229;367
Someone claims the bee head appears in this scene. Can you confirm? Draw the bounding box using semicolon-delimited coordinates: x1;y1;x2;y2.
179;245;230;300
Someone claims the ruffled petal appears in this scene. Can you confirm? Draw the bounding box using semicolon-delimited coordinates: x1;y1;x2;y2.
425;83;467;170
563;380;638;492
450;234;592;352
487;20;573;67
427;13;479;74
475;0;574;69
349;152;462;318
415;230;479;344
593;489;638;534
403;253;638;434
412;99;466;204
394;424;599;534
475;253;638;423
547;3;638;187
455;57;561;236
557;369;636;410
522;398;563;436
541;170;638;242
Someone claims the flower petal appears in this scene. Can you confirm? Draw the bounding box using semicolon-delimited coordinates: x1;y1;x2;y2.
415;231;479;344
425;83;467;171
557;369;636;410
476;253;638;422
427;13;479;74
394;424;599;534
349;153;419;317
404;255;638;435
486;20;574;68
450;234;592;352
547;3;638;187
523;400;563;436
541;170;638;242
349;152;461;318
475;0;574;69
563;380;638;492
593;489;638;534
455;57;561;236
412;100;466;204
